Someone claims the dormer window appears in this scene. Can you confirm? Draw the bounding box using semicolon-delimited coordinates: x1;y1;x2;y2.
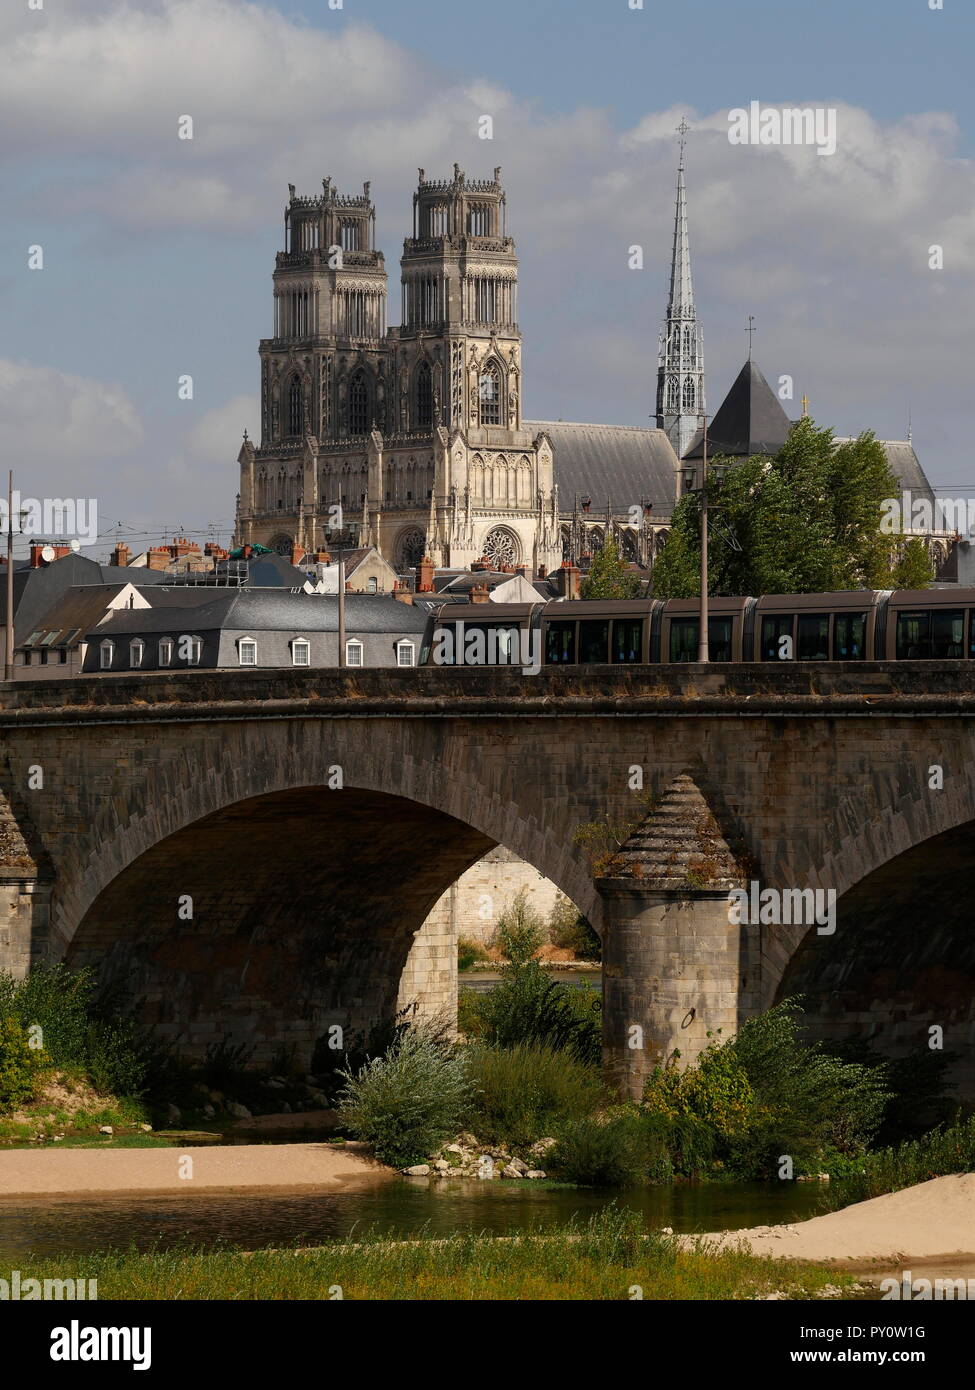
100;639;114;670
238;637;258;667
158;637;173;667
129;638;144;669
346;639;363;667
396;640;416;668
291;638;310;667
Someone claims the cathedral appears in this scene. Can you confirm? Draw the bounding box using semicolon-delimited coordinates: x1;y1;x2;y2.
234;149;945;576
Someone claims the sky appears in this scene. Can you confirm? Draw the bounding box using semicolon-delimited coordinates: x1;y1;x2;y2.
2;0;973;558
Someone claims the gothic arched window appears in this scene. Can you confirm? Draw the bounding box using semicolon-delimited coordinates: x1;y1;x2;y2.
666;375;680;412
348;370;369;435
478;363;501;425
682;377;696;410
288;375;303;437
415;361;433;431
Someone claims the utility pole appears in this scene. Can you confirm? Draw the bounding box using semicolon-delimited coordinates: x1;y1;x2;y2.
337;551;346;668
4;471;14;683
698;418;709;662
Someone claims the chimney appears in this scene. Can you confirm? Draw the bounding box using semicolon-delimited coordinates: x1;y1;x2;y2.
471;555;493;572
470;582;490;604
392;582;413;604
538;564;547;579
516;564;529;580
555;562;580;601
110;543;130;568
416;555;435;592
53;543;72;560
291;542;304;568
147;547;170;571
316;550;331;564
29;543;46;568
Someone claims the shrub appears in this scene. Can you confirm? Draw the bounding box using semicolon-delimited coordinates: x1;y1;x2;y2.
643;1041;756;1135
0;1016;48;1112
819;1115;975;1211
476;959;601;1064
0;963;92;1071
492;891;546;963
457;936;489;973
337;1026;472;1168
549;1112;656;1187
547;894;602;961
457;987;489;1041
468;1043;604;1148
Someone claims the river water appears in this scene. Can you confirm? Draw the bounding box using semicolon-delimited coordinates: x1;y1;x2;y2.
0;1168;829;1261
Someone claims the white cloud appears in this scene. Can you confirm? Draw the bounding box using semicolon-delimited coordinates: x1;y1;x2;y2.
185;394;259;465
0;358;143;469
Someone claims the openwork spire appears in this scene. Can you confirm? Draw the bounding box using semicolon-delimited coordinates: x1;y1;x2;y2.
656;119;706;460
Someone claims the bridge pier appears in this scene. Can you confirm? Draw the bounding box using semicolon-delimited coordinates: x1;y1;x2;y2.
596;774;750;1100
0;788;53;980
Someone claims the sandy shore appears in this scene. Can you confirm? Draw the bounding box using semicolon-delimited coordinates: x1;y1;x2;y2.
0;1141;393;1199
692;1173;975;1264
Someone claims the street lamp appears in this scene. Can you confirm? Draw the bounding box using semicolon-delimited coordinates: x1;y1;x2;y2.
679;417;713;661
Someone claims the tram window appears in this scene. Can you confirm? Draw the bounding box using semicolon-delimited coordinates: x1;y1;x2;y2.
933;610;964;658
797;614;829;661
670;618;698;662
761;614;794;660
460;623;520;665
612;618;643;663
833;613;866;660
669;616;733;662
545;621;576;664
709;617;733;661
897;610;964;659
579;620;609;663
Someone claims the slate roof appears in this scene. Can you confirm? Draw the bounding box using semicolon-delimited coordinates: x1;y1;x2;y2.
0;554;167;639
526;421;680;517
88;590;429;639
685;360;792;459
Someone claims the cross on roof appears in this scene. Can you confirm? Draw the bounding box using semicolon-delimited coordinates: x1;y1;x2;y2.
746;315;756;358
677;116;689;169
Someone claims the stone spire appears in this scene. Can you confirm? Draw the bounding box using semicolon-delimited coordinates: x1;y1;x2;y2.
598;773;742;891
656;119;706;460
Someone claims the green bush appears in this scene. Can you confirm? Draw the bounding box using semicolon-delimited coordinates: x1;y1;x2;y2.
0;1016;49;1112
457;987;489;1040
548;894;602;961
0;965;158;1100
476;959;601;1064
549;1111;668;1187
457;936;489;973
337;1026;472;1168
819;1115;975;1211
468;1043;604;1148
492;891;546;964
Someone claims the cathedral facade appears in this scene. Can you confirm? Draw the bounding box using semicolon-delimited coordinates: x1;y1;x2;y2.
234;167;565;573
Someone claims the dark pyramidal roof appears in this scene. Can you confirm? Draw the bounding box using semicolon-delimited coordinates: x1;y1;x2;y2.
686;360;792;460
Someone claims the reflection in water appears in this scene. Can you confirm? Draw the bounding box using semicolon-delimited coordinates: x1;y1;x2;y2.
0;1179;828;1262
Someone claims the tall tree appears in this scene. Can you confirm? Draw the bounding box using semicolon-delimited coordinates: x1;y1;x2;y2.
581;535;642;599
652;419;934;597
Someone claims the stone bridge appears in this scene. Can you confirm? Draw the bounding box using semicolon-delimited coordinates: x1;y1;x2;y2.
1;663;974;1098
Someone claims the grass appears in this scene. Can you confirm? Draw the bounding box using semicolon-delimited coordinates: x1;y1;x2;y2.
11;1208;858;1301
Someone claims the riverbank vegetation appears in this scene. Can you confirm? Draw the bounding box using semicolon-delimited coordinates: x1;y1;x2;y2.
9;1206;859;1301
457;890;601;972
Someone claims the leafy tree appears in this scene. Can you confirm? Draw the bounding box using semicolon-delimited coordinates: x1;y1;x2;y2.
652;419;930;597
581;536;642;599
891;536;935;589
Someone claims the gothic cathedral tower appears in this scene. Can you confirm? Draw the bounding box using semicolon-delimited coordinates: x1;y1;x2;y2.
236;168;561;574
656;121;706;460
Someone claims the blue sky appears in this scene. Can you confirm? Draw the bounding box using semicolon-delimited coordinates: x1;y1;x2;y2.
2;0;972;555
